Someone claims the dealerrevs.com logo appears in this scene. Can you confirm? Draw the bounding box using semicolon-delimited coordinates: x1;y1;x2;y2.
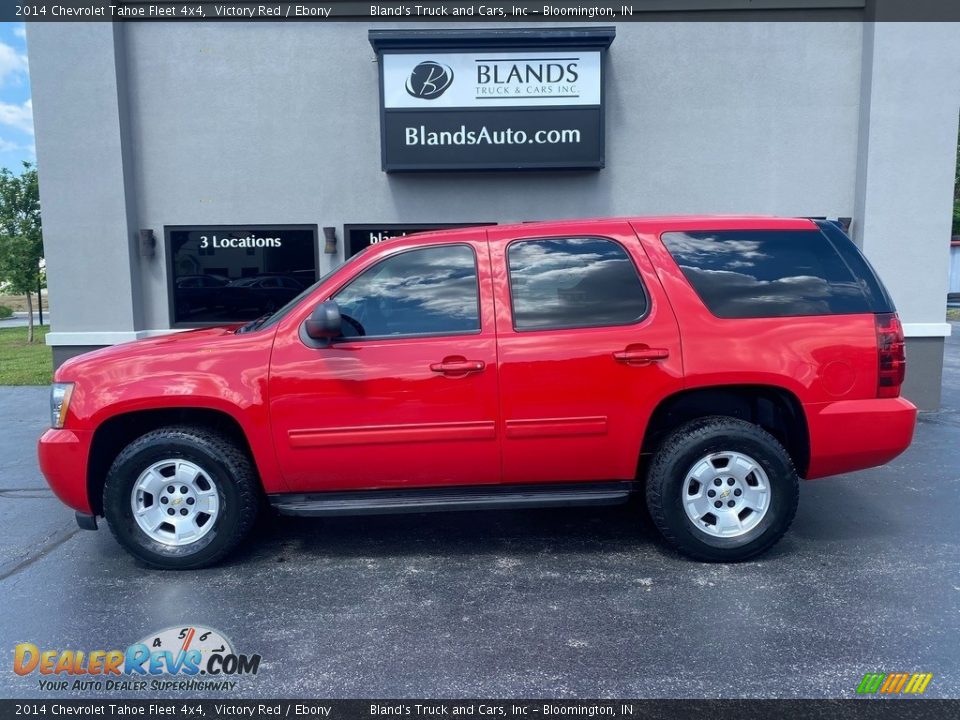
13;625;261;693
405;61;454;99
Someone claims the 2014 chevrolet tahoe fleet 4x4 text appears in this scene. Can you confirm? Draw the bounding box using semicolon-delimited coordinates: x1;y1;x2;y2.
38;217;917;569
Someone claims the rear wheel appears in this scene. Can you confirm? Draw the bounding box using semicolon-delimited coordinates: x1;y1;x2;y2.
103;426;259;569
645;416;799;562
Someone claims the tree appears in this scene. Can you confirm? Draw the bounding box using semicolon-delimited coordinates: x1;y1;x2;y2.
0;162;43;343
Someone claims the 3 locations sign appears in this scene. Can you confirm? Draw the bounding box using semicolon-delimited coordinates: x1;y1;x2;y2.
369;28;615;171
166;225;318;326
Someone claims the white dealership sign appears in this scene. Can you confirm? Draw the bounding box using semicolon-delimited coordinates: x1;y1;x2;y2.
383;51;602;109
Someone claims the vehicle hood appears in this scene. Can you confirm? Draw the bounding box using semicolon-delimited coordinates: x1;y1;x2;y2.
54;325;261;383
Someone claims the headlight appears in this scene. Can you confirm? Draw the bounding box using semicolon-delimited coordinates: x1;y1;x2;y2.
50;383;74;429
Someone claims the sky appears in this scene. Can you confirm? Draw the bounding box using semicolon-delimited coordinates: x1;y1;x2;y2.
0;22;33;173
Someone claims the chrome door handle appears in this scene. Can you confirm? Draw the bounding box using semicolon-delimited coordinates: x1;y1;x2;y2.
613;347;670;366
430;359;486;376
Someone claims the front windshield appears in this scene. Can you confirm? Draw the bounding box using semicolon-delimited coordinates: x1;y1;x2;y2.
239;246;373;333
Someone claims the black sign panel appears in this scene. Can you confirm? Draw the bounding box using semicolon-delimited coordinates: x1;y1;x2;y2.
383;108;603;171
166;225;318;326
370;28;615;172
344;223;493;259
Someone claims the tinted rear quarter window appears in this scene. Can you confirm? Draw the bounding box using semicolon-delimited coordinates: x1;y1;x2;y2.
508;237;648;330
661;230;873;319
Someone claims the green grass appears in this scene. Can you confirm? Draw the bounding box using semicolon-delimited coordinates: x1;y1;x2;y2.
0;325;52;385
948;308;960;321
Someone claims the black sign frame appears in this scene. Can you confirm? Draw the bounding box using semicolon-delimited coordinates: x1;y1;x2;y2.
369;27;616;173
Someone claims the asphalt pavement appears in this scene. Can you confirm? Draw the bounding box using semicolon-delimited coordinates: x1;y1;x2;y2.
0;328;958;699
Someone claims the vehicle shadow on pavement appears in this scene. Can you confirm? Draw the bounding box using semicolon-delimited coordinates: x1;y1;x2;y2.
219;497;793;569
232;500;657;561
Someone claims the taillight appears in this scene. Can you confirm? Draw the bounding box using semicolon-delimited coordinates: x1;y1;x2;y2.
875;312;905;398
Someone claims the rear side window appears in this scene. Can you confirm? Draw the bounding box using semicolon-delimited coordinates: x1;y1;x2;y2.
508;237;648;331
661;230;873;319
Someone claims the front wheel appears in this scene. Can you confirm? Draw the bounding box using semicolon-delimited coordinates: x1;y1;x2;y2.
645;416;799;562
103;426;260;569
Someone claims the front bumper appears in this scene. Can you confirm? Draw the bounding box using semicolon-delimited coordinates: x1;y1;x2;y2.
805;396;917;479
37;428;93;515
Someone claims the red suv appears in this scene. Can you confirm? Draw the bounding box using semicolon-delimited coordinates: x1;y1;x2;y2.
38;217;916;568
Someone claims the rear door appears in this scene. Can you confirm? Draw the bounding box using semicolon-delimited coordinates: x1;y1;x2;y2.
489;221;683;484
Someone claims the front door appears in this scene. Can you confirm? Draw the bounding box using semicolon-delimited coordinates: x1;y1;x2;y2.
268;239;501;492
488;221;683;484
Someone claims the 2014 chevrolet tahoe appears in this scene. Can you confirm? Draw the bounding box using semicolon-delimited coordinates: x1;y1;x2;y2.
38;217;917;568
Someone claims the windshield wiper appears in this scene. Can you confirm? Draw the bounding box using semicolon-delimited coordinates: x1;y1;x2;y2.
237;313;271;334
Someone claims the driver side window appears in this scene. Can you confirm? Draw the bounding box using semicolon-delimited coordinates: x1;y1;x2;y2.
332;244;480;339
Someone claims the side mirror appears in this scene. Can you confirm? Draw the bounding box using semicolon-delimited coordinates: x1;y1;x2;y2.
303;301;342;343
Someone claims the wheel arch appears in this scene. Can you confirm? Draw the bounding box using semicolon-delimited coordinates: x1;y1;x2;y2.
639;384;810;480
86;407;260;516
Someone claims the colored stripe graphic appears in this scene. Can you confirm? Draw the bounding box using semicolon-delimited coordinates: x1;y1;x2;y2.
880;673;909;694
857;672;933;695
857;673;886;694
903;673;934;694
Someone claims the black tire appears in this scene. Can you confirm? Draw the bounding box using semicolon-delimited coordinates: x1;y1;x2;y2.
103;426;260;570
645;416;799;562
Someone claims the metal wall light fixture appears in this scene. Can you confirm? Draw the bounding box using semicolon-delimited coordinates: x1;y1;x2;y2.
323;227;338;254
138;229;156;258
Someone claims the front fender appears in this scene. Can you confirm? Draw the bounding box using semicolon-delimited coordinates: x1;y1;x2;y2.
55;327;286;494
